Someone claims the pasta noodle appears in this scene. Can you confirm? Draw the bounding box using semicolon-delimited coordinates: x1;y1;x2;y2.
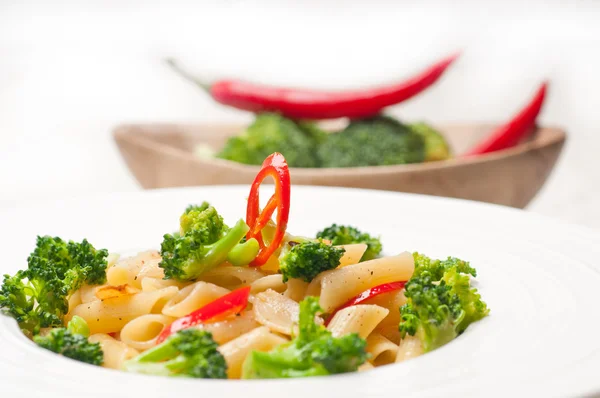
395;335;423;363
194;312;259;345
162;281;229;318
120;314;176;351
89;333;139;370
366;290;407;344
310;252;414;312
140;276;183;292
366;332;398;366
283;278;309;302
71;286;178;334
218;327;288;379
327;304;389;339
250;274;286;294
337;244;368;267
106;251;163;289
252;289;300;335
200;266;266;290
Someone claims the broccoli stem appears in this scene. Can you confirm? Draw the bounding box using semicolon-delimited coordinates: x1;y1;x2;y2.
203;219;250;268
227;238;259;266
67;315;90;337
134;340;181;363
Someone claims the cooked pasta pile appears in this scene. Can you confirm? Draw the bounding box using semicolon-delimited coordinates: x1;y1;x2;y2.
0;152;488;379
68;247;417;376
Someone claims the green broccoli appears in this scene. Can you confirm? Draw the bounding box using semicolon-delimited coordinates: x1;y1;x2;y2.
33;316;103;365
160;205;259;280
408;122;452;161
123;329;227;378
242;297;368;378
0;236;108;335
278;240;345;283
216;113;325;168
317;115;425;167
399;253;489;353
184;202;210;216
316;224;382;261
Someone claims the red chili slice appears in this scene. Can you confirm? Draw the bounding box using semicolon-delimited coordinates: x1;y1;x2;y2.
156;286;251;344
246;153;291;267
325;281;407;326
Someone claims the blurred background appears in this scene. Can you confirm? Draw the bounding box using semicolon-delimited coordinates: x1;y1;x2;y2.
1;0;598;226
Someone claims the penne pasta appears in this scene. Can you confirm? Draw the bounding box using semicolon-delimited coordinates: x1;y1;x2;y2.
395;335;423;363
250;274;286;295
327;304;389;339
162;281;229;318
194;311;259;345
367;289;407;344
283;278;309;302
89;333;139;370
252;289;300;335
218;326;288;379
337;244;368;267
311;252;414;312
71;286;178;334
106;251;163;289
200;266;266;290
120;314;176;351
140;276;183;292
366;332;398;366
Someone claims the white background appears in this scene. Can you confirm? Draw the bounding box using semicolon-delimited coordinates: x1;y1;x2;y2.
1;0;599;228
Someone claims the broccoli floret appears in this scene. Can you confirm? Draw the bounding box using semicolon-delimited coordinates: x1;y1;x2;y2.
161;206;258;280
123;329;227;378
316;224;382;261
242;297;368;379
184;202;210;215
408;122;452;161
317;115;425;167
179;205;225;239
33;316;103;365
216;113;325;168
0;236;108;335
278;240;345;283
399;253;489;353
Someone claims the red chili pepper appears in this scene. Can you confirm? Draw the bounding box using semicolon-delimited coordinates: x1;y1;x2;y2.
167;54;459;120
465;81;548;156
324;281;406;326
246;152;291;267
156;286;251;344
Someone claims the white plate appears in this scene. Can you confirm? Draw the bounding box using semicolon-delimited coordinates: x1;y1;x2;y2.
1;186;599;398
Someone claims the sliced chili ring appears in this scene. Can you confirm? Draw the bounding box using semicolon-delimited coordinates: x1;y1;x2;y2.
246;152;291;267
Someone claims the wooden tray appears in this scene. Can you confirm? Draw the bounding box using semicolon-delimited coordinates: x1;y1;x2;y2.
113;123;566;208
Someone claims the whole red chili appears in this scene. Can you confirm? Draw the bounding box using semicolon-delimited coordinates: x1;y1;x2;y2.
465;81;548;156
246;152;291;267
167;53;459;120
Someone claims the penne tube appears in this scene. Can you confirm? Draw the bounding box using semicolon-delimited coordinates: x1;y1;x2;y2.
283;278;309;303
218;326;288;379
200;266;266;290
89;333;139;370
162;281;229;318
337;244;368;267
194;311;259;345
327;304;389;338
250;274;286;295
106;251;163;289
120;314;176;351
396;335;423;363
366;332;398;366
71;286;178;334
311;252;414;312
252;289;300;335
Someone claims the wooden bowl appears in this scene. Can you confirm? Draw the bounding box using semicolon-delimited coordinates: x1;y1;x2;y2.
113;123;566;208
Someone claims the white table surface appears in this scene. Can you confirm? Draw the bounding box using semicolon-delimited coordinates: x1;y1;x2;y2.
1;1;599;230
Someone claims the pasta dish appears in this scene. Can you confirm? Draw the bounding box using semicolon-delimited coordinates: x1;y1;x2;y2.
0;152;489;379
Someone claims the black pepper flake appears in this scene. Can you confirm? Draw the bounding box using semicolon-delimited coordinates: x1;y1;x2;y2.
370;271;373;276
96;318;99;322
134;276;138;280
288;241;299;247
